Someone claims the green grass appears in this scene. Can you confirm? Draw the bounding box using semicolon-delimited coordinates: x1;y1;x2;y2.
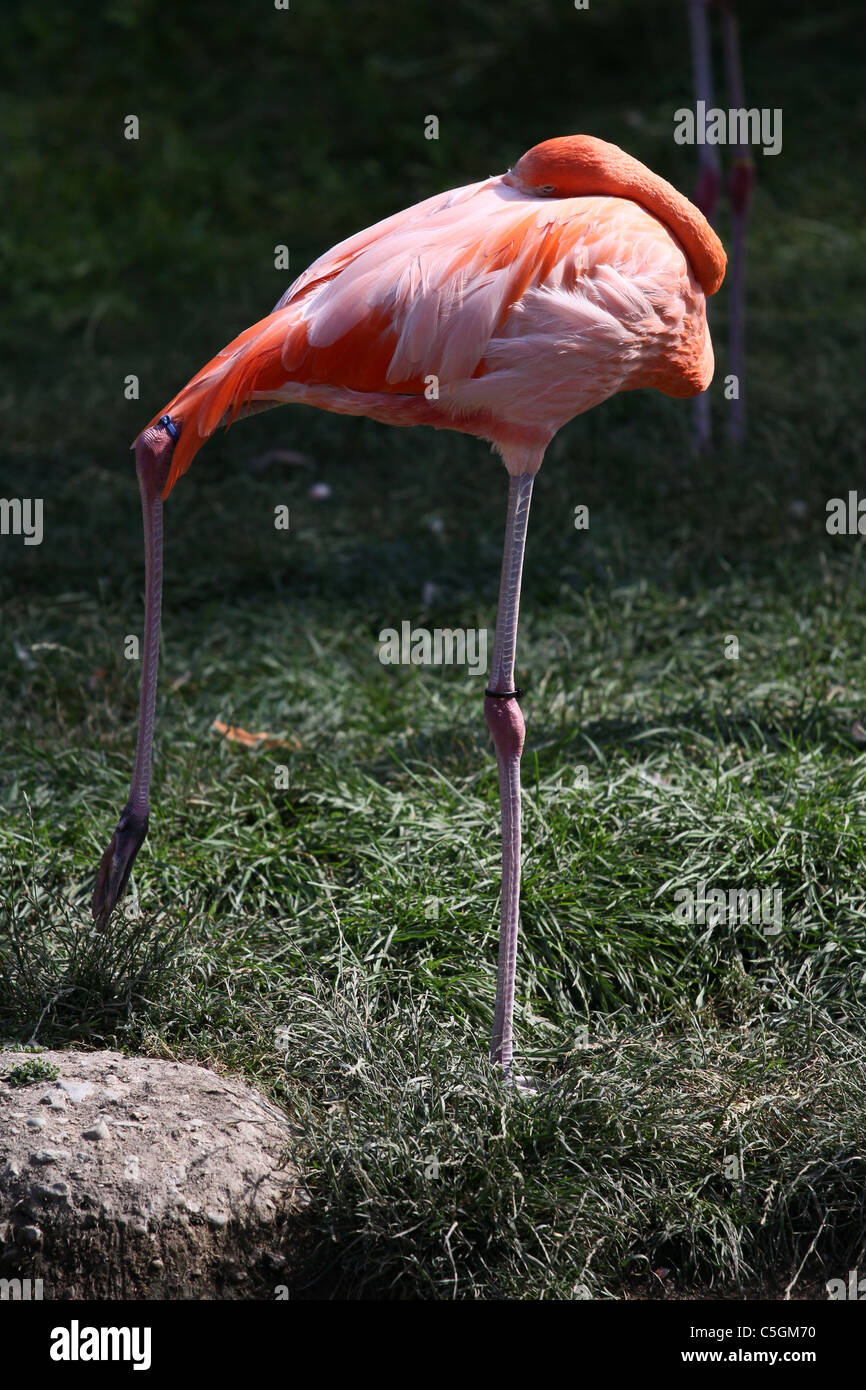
4;1055;61;1087
2;0;866;1298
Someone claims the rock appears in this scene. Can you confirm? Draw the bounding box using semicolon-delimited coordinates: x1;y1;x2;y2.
58;1082;94;1103
81;1120;110;1142
0;1048;304;1299
32;1182;69;1202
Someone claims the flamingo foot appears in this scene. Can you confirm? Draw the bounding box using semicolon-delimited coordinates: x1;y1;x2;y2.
92;807;149;928
509;1072;539;1096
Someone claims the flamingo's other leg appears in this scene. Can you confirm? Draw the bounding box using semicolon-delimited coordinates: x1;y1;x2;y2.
486;469;535;1076
92;417;178;927
688;0;722;453
721;0;754;446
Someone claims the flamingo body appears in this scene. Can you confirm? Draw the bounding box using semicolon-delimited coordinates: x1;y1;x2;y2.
94;135;725;1079
155;136;724;491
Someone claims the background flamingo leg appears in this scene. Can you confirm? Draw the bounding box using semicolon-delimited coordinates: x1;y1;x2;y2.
688;0;722;454
721;0;754;445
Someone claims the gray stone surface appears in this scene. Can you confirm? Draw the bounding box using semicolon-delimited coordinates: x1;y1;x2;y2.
0;1049;304;1298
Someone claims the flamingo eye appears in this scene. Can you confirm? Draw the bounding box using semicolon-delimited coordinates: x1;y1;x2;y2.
537;184;556;195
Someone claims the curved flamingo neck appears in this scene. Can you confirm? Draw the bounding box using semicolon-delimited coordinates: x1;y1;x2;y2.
505;134;726;297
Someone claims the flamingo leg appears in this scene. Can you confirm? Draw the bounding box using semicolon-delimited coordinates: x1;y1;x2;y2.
92;421;176;927
687;0;721;453
720;0;753;446
486;471;534;1074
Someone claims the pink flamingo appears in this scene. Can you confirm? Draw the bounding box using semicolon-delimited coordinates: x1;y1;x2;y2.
93;135;725;1077
688;0;754;447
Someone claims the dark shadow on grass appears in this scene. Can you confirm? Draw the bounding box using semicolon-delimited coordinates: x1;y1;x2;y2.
335;698;852;790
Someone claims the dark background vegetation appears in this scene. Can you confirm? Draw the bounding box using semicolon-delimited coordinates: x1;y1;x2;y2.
1;0;866;1298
